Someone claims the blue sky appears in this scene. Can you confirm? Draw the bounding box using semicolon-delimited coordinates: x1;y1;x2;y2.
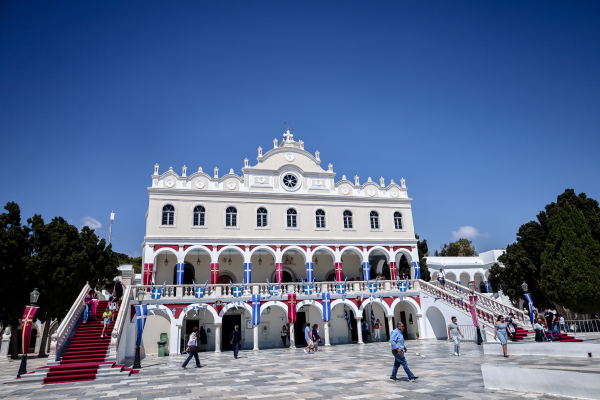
1;1;599;257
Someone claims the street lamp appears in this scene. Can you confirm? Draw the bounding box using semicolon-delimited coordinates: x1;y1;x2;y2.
18;289;40;377
164;255;169;266
521;281;528;293
196;250;201;266
468;282;483;345
133;289;145;369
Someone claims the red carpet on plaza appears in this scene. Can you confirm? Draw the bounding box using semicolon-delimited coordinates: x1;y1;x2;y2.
42;300;121;384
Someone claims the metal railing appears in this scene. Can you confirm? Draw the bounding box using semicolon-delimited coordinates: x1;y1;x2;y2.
560;319;600;333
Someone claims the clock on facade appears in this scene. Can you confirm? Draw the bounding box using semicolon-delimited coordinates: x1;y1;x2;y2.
282;174;298;188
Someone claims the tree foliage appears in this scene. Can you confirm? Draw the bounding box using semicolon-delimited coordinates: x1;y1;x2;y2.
490;189;600;313
416;233;431;282
114;252;142;273
434;238;478;257
0;202;119;327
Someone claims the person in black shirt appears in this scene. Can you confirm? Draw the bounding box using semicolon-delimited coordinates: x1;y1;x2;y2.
544;309;562;341
199;326;208;352
230;325;242;359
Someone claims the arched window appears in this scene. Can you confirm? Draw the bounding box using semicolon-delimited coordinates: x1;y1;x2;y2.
394;211;402;230
193;206;205;226
257;207;268;227
370;211;380;229
226;207;237;227
316;209;326;228
343;210;353;229
287;208;297;228
162;205;175;225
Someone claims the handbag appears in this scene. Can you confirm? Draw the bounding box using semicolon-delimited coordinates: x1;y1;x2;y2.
189;345;198;352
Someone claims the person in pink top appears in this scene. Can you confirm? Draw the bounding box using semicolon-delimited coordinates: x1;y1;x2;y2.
91;292;99;320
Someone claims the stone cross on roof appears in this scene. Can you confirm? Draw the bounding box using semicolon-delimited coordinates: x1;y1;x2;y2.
283;128;294;142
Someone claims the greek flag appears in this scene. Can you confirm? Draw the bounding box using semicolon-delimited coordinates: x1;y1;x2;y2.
362;262;370;281
336;278;347;294
524;293;534;324
151;281;166;299
193;280;208;298
252;294;261;325
149;309;155;316
306;262;314;283
344;308;352;330
406;276;411;289
176;263;184;285
134;304;148;346
193;306;198;316
413;261;421;280
322;292;331;322
230;280;243;297
370;305;375;328
267;279;279;296
484;281;490;293
202;304;207;317
369;278;378;293
244;263;252;289
399;281;407;292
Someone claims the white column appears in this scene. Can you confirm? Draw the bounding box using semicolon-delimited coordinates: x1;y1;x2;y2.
289;324;295;349
214;323;222;353
387;316;394;341
169;320;179;355
356;317;364;344
324;322;331;346
253;326;259;350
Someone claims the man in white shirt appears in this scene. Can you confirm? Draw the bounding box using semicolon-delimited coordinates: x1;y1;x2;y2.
447;316;464;356
438;269;446;290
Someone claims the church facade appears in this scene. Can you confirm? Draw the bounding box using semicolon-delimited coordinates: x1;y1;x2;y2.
138;129;425;355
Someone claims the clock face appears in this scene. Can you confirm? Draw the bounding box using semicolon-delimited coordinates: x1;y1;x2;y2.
285;153;294;162
165;179;175;188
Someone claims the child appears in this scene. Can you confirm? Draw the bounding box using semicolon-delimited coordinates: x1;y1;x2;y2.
101;308;113;338
109;291;118;321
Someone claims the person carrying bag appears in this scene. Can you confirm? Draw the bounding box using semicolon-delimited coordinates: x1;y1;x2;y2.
182;327;202;369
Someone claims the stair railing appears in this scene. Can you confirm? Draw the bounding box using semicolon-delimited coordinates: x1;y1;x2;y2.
109;284;133;362
48;283;90;363
428;280;532;329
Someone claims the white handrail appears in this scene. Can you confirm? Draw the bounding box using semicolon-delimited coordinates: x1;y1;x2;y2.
48;283;90;363
109;284;133;361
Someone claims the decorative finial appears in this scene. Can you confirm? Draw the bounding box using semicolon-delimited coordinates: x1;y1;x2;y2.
258;146;263;157
401;177;406;188
328;163;333;172
368;177;372;182
390;179;395;184
244;158;249;167
198;167;203;172
299;140;304;149
154;164;159;175
273;138;278;148
229;168;234;174
354;175;359;185
214;167;219;178
169;166;173;171
182;166;187;177
342;175;346;180
379;177;385;187
315;151;320;161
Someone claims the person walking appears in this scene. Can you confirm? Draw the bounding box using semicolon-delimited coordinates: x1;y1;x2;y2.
374;319;381;342
82;289;94;324
114;279;125;303
109;291;118;322
199;326;207;352
558;314;566;333
182;327;202;369
361;320;370;343
438;269;446;290
390;322;418;382
100;307;112;338
91;292;99;321
230;325;242;359
494;315;509;357
505;312;517;342
544;309;562;341
304;322;313;354
447;316;464;356
312;324;320;352
281;325;288;347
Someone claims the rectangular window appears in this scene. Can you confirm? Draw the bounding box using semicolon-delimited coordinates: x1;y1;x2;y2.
316;216;325;228
370;217;379;229
287;215;297;228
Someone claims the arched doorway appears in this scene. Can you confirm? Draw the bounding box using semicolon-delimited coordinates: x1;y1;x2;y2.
173;262;195;284
425;306;448;340
218;272;236;284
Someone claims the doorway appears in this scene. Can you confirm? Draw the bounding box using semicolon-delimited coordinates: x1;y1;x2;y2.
348;310;358;342
294;312;307;346
221;314;242;351
282;271;293;283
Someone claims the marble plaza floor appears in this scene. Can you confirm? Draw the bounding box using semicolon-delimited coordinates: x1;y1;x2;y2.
1;340;598;399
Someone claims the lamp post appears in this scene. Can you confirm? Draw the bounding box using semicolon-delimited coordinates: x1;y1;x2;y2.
521;281;533;324
133;288;145;369
17;289;40;377
468;282;483;345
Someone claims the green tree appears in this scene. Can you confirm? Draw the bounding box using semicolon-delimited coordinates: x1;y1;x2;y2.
416;233;431;282
490;189;600;313
398;254;410;276
381;261;390;280
114;252;142;273
434;238;478;257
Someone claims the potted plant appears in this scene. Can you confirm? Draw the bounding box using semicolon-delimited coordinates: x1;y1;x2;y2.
415;331;420;340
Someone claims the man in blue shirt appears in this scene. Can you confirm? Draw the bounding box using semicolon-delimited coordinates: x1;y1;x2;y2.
390;322;418;382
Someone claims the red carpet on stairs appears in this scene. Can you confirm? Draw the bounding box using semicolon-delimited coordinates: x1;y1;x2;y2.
513;325;582;343
43;300;121;384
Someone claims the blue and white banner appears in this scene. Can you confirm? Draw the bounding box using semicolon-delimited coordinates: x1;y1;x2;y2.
193;280;208;298
336;278;347;294
176;263;184;285
344;308;352;330
202;304;207;318
244;263;251;288
193;306;198;316
306;262;314;283
524;293;534;324
134;304;148;346
369;278;378;293
322;292;331;322
362;262;370;281
370;304;375;328
151;281;166;299
304;283;314;295
230;280;243;297
252;294;261;325
413;261;421;280
484;281;490;293
399;281;407;292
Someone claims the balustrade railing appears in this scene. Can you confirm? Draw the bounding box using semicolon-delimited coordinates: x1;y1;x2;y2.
110;284;133;362
429;280;531;328
134;279;417;300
